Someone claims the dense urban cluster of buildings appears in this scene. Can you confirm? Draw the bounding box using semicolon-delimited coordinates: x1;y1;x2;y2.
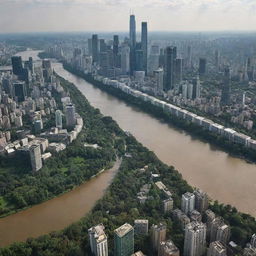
88;166;256;256
45;15;256;150
0;55;83;171
46;14;256;139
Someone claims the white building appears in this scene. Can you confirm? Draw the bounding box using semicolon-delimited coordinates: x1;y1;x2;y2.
29;144;42;172
181;192;195;215
55;109;63;129
88;224;108;256
184;222;206;256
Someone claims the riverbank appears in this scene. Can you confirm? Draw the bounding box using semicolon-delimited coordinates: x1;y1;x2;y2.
1;74;255;255
0;159;116;219
0;158;122;247
63;63;256;164
0;72;125;218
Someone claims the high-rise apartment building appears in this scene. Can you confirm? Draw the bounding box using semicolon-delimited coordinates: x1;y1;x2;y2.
134;219;148;235
55;110;63;129
216;224;230;245
154;68;164;92
121;45;130;74
113;35;119;68
221;66;231;105
181;192;195;215
210;217;230;244
88;224;108;256
163;198;174;213
192;76;201;100
194;189;208;214
175;58;183;84
215;50;220;70
65;104;76;128
29;144;42;172
151;223;167;252
184;222;206;256
114;223;134;256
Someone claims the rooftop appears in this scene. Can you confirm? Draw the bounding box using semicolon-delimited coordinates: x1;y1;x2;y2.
114;223;133;237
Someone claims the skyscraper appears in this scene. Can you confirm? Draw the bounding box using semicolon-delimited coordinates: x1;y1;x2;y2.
210;217;227;243
164;46;176;92
194;189;208;214
141;22;148;74
113;35;119;68
181;192;195;215
192;76;201;100
121;45;130;74
114;223;134;256
154;68;164;92
29;144;42;172
187;46;192;69
207;241;227;256
88;224;108;256
129;14;136;74
151;223;167;252
99;52;109;76
92;34;99;63
55;110;63;129
11;56;23;77
65;104;76;128
221;67;231;105
28;57;34;73
184;222;206;256
216;224;230;245
199;58;207;76
135;49;144;71
100;39;107;53
148;45;160;75
129;15;136;49
175;58;183;84
215;50;220;71
13;81;26;102
134;219;148;235
88;38;92;55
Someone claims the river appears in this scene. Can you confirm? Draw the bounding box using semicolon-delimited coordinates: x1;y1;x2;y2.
0;49;255;247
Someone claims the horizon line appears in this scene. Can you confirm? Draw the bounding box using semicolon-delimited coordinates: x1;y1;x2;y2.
1;29;256;36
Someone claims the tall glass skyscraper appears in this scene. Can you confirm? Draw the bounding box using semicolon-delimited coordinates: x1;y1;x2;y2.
114;223;134;256
164;46;176;91
129;15;136;75
141;22;148;74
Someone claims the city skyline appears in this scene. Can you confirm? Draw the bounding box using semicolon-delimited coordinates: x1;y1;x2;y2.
1;0;256;33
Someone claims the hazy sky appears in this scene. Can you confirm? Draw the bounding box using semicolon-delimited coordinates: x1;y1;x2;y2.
0;0;256;33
